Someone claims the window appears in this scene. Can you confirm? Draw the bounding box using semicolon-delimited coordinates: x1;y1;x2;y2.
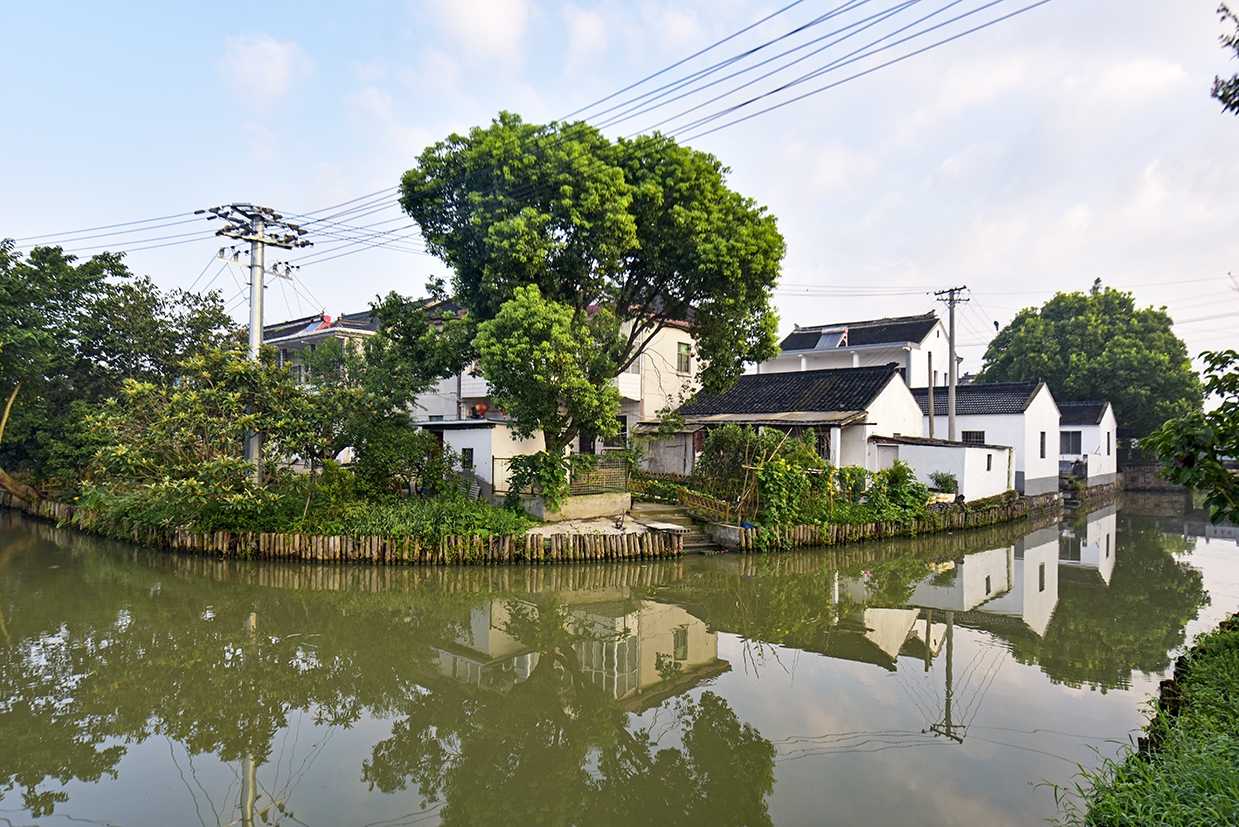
1040;431;1047;459
673;627;688;661
1105;534;1110;558
278;348;289;367
1038;563;1046;592
676;342;691;374
984;575;992;594
429;415;444;422
1107;431;1111;456
933;370;939;386
986;453;993;471
1060;431;1082;454
962;431;985;445
461;447;475;469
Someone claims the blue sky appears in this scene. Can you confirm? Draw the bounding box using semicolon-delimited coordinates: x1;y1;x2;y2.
3;1;1237;371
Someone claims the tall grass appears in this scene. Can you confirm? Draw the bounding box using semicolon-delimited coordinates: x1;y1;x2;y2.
1055;617;1239;826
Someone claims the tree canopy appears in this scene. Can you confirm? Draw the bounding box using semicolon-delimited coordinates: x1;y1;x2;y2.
1213;4;1239;113
975;280;1200;436
398;112;784;396
0;240;234;490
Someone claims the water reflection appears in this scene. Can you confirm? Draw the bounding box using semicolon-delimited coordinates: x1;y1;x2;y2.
0;502;1220;826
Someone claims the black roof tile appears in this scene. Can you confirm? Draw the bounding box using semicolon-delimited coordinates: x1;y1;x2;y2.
679;364;902;417
778;313;939;351
910;381;1043;416
1058;401;1110;426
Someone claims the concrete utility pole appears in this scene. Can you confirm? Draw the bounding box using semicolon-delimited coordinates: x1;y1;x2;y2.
934;286;968;441
198;205;311;470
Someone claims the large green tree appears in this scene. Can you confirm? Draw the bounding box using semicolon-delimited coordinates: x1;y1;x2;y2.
474;285;621;457
397;112;784;396
1143;350;1239;524
976;280;1200;436
0;240;233;490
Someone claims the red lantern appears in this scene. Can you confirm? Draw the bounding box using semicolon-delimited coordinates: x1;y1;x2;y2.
475;401;490;416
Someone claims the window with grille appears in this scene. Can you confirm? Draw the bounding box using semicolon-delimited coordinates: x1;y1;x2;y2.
461;448;474;468
676;342;691;373
961;431;985;445
1060;431;1082;454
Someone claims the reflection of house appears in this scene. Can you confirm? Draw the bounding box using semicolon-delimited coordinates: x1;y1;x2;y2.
908;547;1012;612
432;598;726;709
820;608;947;671
1060;504;1117;586
653;363;924;474
1058;401;1118;487
759;313;951;388
911;381;1061;496
976;527;1060;637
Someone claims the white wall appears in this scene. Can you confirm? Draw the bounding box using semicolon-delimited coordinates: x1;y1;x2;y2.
922;385;1059;494
1060;405;1118;484
635;324;698;420
858;379;928;469
884;442;1013;501
441;426;495;491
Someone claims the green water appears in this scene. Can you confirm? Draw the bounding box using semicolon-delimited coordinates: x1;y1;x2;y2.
1;497;1236;826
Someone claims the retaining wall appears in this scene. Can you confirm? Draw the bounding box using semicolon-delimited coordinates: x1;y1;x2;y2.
1;493;681;565
706;492;1049;552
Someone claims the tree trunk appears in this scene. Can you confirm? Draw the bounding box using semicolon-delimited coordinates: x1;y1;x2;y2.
0;466;40;503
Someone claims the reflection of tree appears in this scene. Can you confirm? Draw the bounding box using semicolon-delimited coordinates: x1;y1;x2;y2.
0;532;474;818
998;517;1208;691
363;597;776;827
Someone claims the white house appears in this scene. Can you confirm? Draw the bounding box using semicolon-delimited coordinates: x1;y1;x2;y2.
416;321;698;451
414;418;545;499
652;363;925;474
910;381;1061;496
869;435;1015;501
759;313;952;388
263;309;396;383
1058;401;1118;487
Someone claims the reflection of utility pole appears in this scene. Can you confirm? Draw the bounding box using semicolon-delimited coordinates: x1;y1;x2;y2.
198;205;311;476
241;611;258;827
930;611;964;742
935;287;968;441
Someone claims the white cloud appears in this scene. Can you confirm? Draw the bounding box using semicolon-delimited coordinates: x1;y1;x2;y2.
564;4;609;73
429;0;531;65
218;32;311;105
641;4;701;50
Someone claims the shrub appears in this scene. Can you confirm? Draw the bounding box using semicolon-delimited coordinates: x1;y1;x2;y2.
928;470;958;494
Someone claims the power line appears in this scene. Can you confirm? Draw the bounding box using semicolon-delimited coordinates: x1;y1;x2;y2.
11;211;197;243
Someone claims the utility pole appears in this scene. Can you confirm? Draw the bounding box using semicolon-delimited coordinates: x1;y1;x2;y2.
934;286;968;441
198;205;311;471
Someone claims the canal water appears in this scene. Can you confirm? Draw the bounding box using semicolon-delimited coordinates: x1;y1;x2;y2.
1;496;1237;827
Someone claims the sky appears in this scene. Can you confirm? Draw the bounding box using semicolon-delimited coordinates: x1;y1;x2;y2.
3;0;1238;374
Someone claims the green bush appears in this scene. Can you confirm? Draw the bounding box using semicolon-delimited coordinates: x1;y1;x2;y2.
928;470;958;494
304;497;532;540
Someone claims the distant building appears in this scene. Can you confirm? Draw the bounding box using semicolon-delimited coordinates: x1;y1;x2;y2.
759;313;951;388
1058;400;1118;487
910;381;1061;496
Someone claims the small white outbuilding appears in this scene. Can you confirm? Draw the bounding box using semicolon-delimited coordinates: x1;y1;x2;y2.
869;434;1015;502
1058;400;1118;487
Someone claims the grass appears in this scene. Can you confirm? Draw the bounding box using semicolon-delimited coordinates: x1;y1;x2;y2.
1057;615;1239;826
302;496;533;541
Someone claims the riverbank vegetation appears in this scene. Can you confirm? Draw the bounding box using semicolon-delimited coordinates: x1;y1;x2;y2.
640;423;933;529
1056;613;1239;826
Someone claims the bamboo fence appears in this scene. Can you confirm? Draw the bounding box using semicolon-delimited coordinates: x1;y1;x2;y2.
0;493;682;565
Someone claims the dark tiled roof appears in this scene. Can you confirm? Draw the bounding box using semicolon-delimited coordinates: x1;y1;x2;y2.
1058;401;1110;426
678;364;901;417
910;381;1043;416
778;313;939;351
869;434;1011;450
